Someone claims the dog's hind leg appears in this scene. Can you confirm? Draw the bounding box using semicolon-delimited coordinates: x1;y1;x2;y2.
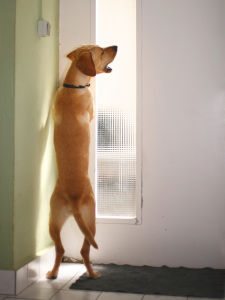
73;210;98;250
81;238;100;278
71;189;98;250
80;202;100;278
46;190;69;280
79;197;100;278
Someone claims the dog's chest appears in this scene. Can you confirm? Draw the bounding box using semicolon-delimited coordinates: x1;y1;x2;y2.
76;111;90;125
54;91;92;126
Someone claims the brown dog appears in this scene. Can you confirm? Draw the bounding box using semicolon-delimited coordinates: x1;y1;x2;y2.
47;45;117;279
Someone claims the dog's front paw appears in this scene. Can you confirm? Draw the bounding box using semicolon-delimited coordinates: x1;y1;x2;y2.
46;271;58;280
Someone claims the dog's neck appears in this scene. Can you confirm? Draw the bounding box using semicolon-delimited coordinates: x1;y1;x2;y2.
64;60;91;87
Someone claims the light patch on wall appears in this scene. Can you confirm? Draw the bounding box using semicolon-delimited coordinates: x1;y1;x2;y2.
35;119;56;255
35;89;56;255
35;61;57;255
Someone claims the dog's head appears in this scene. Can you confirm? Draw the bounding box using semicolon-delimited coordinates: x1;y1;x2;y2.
67;45;118;77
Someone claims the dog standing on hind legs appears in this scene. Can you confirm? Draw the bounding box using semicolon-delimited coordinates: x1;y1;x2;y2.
46;45;117;280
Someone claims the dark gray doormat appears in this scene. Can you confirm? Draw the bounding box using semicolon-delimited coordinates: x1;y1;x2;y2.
70;264;225;298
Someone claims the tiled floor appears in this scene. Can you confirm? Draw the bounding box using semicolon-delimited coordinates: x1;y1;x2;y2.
0;263;223;300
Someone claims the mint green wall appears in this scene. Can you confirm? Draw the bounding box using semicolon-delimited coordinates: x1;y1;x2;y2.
0;0;16;270
0;0;58;270
14;0;59;269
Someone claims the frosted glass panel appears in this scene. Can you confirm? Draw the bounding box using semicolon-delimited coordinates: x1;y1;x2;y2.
96;0;136;218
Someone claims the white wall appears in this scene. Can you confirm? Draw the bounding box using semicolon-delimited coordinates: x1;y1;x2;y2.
60;0;225;268
59;0;94;82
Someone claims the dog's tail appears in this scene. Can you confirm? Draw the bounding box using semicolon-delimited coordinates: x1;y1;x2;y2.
74;213;98;249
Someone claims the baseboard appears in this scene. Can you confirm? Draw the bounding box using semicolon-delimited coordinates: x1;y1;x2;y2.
0;247;55;295
0;270;15;295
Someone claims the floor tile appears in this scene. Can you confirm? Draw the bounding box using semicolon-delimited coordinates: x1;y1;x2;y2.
188;298;222;300
98;292;143;300
55;263;84;279
143;296;187;300
17;285;57;299
61;265;86;290
39;263;83;281
31;278;71;290
33;263;85;290
5;298;37;300
51;289;100;300
60;276;77;290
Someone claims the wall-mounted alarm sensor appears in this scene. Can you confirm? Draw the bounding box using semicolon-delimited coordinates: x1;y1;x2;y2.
37;19;51;37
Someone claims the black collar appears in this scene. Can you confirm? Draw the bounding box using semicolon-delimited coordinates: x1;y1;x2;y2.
63;83;90;89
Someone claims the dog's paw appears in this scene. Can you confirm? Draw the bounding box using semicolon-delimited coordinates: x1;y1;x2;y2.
88;271;101;279
46;271;58;280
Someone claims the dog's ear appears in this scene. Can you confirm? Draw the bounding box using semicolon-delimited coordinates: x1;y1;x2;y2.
76;52;96;77
66;50;77;60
